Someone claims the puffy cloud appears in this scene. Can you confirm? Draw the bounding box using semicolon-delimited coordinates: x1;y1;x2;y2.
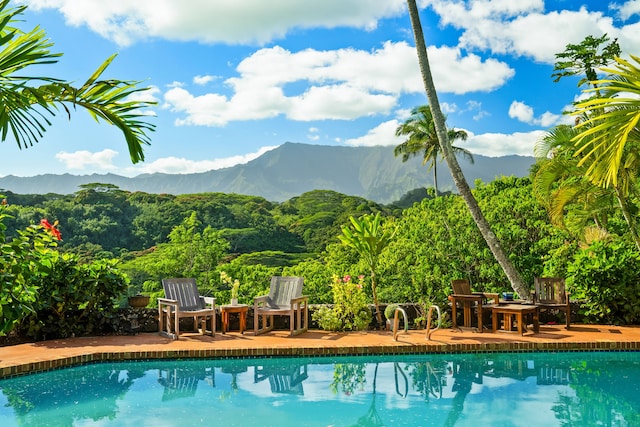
428;0;629;64
345;120;403;147
464;130;546;157
343;119;544;157
509;101;560;127
612;1;640;21
55;149;118;170
164;42;513;126
125;146;278;175
193;75;217;85
19;0;406;46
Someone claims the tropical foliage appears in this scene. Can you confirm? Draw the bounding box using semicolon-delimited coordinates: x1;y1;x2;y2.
0;0;154;162
312;275;371;331
339;212;395;327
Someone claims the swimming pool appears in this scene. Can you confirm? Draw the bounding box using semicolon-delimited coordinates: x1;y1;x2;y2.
0;351;638;426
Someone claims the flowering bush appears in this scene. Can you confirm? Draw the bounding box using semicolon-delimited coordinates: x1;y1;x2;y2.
1;198;128;339
0;208;60;335
312;275;371;331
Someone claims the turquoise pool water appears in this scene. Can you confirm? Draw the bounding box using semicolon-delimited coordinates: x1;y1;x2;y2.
0;351;638;426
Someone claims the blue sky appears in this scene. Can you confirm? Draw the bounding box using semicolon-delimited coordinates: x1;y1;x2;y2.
2;0;639;177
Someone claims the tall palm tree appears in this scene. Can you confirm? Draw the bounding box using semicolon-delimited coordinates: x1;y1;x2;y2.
395;105;473;196
0;0;154;163
405;0;529;298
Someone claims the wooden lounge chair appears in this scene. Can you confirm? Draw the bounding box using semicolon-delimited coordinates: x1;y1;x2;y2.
158;278;216;340
533;277;571;329
449;279;499;333
254;276;308;336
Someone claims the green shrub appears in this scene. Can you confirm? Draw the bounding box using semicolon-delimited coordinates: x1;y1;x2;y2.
567;240;640;325
313;275;371;331
21;254;129;340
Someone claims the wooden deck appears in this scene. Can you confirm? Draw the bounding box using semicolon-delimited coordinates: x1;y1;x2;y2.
2;324;640;378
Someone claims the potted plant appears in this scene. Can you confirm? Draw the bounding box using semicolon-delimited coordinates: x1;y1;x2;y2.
230;280;240;305
127;282;150;308
221;271;240;305
128;294;150;308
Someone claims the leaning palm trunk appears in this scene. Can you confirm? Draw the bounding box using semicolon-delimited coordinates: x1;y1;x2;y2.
433;162;439;196
614;186;640;251
406;0;530;299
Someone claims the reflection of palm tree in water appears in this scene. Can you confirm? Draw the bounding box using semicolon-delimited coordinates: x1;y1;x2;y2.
351;363;385;427
444;360;484;427
409;362;444;402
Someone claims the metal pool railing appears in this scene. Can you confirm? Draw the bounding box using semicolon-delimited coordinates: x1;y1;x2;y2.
392;305;441;341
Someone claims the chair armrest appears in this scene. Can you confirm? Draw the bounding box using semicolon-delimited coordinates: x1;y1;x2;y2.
157;297;178;311
254;295;269;309
202;296;216;309
483;293;500;304
291;295;308;306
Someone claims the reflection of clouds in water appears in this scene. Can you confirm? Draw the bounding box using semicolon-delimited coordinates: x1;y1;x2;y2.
6;355;630;427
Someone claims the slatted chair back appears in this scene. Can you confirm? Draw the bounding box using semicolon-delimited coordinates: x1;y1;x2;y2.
162;278;205;311
451;279;472;295
534;277;566;305
268;276;304;308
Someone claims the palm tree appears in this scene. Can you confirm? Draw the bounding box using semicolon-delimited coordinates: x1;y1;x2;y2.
395;105;473;196
0;0;154;163
405;0;529;299
572;54;640;186
533;124;618;236
553;42;640;250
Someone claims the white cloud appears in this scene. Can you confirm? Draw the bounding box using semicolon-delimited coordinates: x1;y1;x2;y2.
20;0;406;46
55;149;118;170
343;119;544;157
429;0;628;64
464;130;546;157
125;145;278;175
193;75;216;85
612;1;640;21
345;120;403;147
509;101;560;127
163;42;513;126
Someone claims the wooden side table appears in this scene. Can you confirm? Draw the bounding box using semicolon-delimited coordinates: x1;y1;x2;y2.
492;304;539;335
450;294;485;332
221;304;249;334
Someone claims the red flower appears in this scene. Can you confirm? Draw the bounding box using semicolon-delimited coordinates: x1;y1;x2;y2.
40;218;62;241
343;275;351;283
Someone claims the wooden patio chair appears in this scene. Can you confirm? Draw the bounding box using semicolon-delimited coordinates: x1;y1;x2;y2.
254;276;308;336
533;277;571;329
158;278;216;340
449;279;499;333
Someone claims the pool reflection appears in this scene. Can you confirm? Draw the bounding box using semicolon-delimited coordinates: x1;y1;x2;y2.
0;352;639;426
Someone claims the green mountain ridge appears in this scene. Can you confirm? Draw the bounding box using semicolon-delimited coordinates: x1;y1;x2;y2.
0;142;535;203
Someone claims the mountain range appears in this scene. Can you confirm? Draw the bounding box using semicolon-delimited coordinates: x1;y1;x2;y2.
0;142;536;204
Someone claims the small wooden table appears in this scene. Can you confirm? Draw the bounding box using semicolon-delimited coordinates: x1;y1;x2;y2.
492;304;539;335
220;304;249;334
450;294;485;333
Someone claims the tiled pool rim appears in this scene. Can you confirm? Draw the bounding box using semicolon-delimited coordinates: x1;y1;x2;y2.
2;326;640;379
